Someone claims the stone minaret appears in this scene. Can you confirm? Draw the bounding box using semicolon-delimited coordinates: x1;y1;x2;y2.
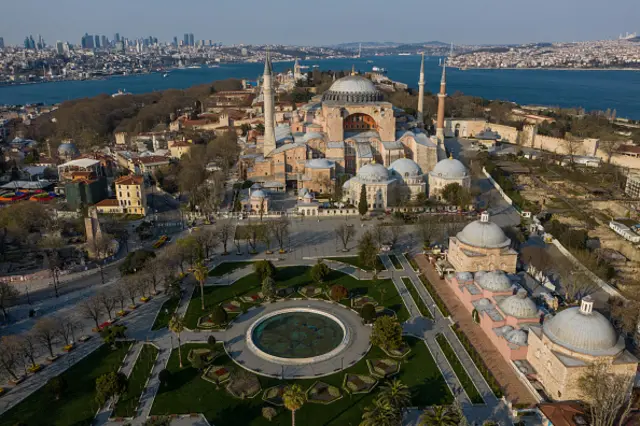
262;50;277;156
293;58;301;80
417;53;425;127
436;58;447;144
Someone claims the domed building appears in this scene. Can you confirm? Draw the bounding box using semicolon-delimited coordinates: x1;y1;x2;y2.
447;211;518;273
242;188;271;214
428;156;471;200
527;297;637;400
343;162;398;210
242;55;444;191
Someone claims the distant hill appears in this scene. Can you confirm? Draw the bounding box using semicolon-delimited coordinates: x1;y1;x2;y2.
332;41;448;49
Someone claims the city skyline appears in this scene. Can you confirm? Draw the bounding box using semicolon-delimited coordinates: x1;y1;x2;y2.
1;0;639;46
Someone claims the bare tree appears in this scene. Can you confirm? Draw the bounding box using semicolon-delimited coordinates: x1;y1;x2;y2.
335;223;356;252
113;282;128;312
218;220;233;255
165;243;187;274
97;291;117;321
609;297;640;336
193;227;219;259
562;138;582;168
245;221;261;253
53;315;77;346
79;296;103;329
33;318;58;358
272;217;290;253
0;335;24;381
416;217;437;249
559;269;599;304
0;282;19;321
388;220;404;248
39;235;65;298
90;233;114;285
599;140;621;164
260;222;274;253
578;361;634;426
18;332;40;369
122;275;141;307
373;222;388;247
142;259;165;295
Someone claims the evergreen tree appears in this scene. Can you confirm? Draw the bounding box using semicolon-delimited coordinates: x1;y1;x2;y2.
358;184;368;216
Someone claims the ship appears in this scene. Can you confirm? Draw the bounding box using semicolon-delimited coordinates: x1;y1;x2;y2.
163;73;169;78
398;53;411;56
372;66;387;73
312;64;320;68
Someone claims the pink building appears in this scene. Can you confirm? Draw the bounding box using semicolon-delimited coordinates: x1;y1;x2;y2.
446;270;541;361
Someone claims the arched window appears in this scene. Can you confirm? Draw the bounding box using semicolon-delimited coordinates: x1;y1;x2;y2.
343;113;377;132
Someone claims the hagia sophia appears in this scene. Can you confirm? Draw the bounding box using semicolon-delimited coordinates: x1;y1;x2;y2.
239;53;470;210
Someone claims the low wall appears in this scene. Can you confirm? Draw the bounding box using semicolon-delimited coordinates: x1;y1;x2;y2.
482;167;513;206
487;124;520;144
550;238;622;299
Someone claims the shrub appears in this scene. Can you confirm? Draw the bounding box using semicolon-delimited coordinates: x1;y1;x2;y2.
211;305;228;325
370;316;402;351
311;261;331;284
158;369;171;387
262;406;277;421
254;260;276;282
207;335;217;349
329;285;349;301
361;303;376;323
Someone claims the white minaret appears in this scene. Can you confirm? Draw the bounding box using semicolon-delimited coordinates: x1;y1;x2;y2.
262;50;277;156
417;53;425;127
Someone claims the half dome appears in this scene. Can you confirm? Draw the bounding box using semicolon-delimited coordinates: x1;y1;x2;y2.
306;158;334;169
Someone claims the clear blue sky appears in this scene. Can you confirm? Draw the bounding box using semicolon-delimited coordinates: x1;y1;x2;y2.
2;0;639;46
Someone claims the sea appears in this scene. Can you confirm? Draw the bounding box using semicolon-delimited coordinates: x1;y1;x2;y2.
1;55;640;119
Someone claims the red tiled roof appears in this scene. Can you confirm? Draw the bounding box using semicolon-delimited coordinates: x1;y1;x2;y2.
538;402;587;426
95;198;120;207
115;175;144;186
618;145;640;154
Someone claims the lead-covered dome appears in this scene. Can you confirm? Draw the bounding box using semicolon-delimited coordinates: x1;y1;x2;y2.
457;216;511;249
251;189;267;199
306;158;334;169
356;163;389;182
322;76;384;103
499;289;538;318
543;298;623;356
389;158;422;179
475;270;512;292
431;158;468;179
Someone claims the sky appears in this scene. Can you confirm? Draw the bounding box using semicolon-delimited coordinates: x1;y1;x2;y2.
2;0;639;46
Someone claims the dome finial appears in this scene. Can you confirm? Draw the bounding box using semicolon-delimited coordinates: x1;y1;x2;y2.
351;65;356;76
480;211;490;223
580;296;594;314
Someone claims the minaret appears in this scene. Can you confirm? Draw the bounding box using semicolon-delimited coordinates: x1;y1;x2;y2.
436;58;447;143
293;58;301;80
262;50;277;156
417;53;425;127
351;65;356;76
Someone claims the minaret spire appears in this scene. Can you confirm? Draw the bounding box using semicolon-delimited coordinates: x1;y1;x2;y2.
417;53;425;127
262;49;277;156
436;53;447;145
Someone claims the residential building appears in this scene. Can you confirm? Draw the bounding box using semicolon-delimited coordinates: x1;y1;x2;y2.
609;220;640;243
625;172;640;198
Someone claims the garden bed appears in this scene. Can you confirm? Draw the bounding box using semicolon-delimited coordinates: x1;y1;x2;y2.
417;274;451;317
435;333;484;404
152;296;181;330
326;256;386;272
112;344;159;418
389;255;403;270
402;277;433;319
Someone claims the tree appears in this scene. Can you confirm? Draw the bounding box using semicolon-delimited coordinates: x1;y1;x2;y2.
562;138;582;168
418;405;460;426
80;296;103;330
559;269;598;304
34;318;58;358
193;227;219;259
417;217;437;249
441;183;463;206
97;291;117;321
0;335;24;382
100;324;127;348
262;406;277;422
388;220;404;248
193;261;209;311
207;335;217;349
272;217;290;253
262;276;276;301
176;236;202;269
168;314;185;368
283;384;306;426
358;231;379;274
219;221;233;255
335;223;356;251
245;222;262;253
90;233;114;285
358;184;368;216
599;140;621;164
122;274;141;308
40;235;64;298
254;260;276;282
310;260;330;284
577;361;634;426
329;285;348;301
373;222;389;248
158;369;171;387
95;371;128;405
360;399;399;426
18;332;39;369
0;282;19;321
259;222;273;253
211;304;228;325
361;303;376;323
377;379;411;411
53;314;79;346
370;316;403;351
142;258;167;295
47;375;68;400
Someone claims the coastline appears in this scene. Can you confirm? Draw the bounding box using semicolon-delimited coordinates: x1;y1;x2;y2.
452;66;640;72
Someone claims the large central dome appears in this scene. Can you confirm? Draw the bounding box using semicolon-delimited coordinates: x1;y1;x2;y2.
457;219;511;249
322;76;384;103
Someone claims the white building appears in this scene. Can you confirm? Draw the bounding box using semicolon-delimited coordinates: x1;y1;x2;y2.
609;220;640;243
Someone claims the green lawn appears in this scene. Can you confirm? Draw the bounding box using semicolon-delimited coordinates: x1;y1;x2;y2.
152;296;180;330
389;255;403;270
113;344;159;418
435;334;484;404
185;266;409;329
326;256;386;272
151;337;452;425
209;261;253;277
406;254;420;272
0;343;130;426
401;277;433;319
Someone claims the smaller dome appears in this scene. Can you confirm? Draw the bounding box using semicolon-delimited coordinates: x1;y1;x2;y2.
251;189;267;199
303;132;325;142
431;158;468;179
500;325;514;334
499;289;538;318
456;271;474;282
342;178;352;190
389;158;422;179
306;158;334;169
475;270;512;292
251;183;263;189
356;163;389;182
506;329;528;346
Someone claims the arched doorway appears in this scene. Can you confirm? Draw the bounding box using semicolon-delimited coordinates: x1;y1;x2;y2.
454;123;460;138
344;113;377;132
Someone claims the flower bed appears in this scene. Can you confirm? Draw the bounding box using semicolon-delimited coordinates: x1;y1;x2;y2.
381;343;411;359
187;348;216;365
63;343;75;353
341;374;377;394
225;374;261;399
351;296;378;310
306;381;342;405
0;387;5;397
366;358;400;379
239;293;264;304
221;300;242;314
298;285;323;298
78;335;91;342
262;385;287;406
202;366;231;385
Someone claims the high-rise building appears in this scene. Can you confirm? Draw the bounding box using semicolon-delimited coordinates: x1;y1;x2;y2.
189;33;194;46
56;41;64;55
101;35;108;48
115;41;125;54
30;35;36;49
24;36;31;49
115;33;120;43
94;35;100;48
172;36;178;47
0;37;4;49
183;33;189;46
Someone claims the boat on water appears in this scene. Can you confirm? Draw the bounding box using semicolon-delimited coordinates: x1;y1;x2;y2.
188;65;201;69
312;64;320;68
366;60;373;64
372;66;387;73
299;65;310;70
163;73;169;78
112;89;130;97
398;53;411;56
208;65;220;68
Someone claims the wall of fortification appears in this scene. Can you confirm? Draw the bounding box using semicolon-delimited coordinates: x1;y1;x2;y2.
486;123;519;143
